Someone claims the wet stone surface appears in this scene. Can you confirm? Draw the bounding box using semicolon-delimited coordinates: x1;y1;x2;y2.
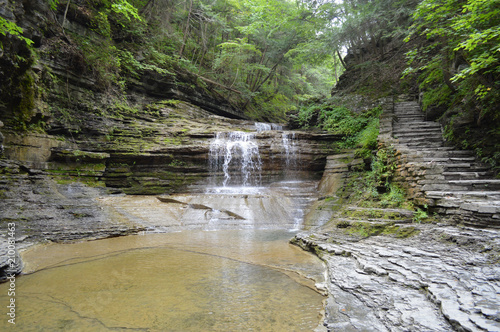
293;224;500;332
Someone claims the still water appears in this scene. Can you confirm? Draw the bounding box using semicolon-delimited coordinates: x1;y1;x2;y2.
1;230;325;331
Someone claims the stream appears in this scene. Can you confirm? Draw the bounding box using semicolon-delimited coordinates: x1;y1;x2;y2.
1;230;325;331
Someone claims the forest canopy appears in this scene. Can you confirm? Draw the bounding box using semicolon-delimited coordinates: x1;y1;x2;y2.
1;0;498;127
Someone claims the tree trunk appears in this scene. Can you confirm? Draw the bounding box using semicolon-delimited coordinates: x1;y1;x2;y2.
62;0;71;28
179;0;193;57
337;49;347;69
195;74;242;94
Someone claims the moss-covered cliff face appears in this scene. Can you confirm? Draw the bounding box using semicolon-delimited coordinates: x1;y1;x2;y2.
0;0;341;194
0;0;243;196
0;0;245;136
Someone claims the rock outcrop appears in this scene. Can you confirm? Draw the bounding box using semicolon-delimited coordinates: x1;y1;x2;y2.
2;103;338;195
294;225;500;332
294;97;500;332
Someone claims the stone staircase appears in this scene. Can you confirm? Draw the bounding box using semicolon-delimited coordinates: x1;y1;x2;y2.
379;100;500;228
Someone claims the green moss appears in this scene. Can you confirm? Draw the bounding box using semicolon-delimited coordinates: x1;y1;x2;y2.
52;149;110;163
344;222;418;239
159;99;181;107
162;137;183;145
10;72;36;131
54;177;105;187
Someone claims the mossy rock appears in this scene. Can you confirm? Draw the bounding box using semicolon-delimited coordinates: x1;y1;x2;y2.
50;148;110;163
344;221;419;239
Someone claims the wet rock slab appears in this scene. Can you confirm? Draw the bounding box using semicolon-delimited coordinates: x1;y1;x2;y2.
293;225;500;332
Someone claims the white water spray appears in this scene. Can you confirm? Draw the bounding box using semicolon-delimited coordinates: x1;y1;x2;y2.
281;132;297;169
255;122;283;132
209;132;262;188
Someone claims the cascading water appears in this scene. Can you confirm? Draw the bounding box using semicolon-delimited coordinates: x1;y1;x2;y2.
282;132;298;169
255;122;283;132
209;131;262;189
205;125;314;231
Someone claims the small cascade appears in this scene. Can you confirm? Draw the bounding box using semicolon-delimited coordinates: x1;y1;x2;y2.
205;128;313;231
281;132;298;170
209;131;262;188
255;122;283;132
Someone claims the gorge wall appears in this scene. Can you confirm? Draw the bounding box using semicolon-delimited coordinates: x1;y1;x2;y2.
0;0;345;282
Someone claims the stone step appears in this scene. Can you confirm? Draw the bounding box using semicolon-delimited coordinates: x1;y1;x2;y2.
418;178;498;189
394;123;442;130
394;105;420;111
410;150;475;159
448;180;500;191
394;113;422;116
393;132;443;139
405;142;444;148
460;200;500;214
426;191;500;201
396;125;440;130
443;171;493;180
393;128;443;135
423;157;476;163
394;106;421;110
394;117;438;123
395;134;443;141
397;136;443;143
395;114;423;118
431;197;500;214
394;116;438;121
395;115;425;120
422;183;469;191
389;102;499;227
394;111;422;115
443;164;491;173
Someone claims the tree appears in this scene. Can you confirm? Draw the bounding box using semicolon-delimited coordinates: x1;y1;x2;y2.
405;0;500;119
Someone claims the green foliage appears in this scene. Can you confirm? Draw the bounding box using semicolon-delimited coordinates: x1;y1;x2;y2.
356;118;380;158
319;107;364;135
412;206;429;223
48;0;59;10
298;103;382;154
111;0;143;23
296;104;319;128
40;0;343;121
0;17;33;47
371;147;398;186
406;0;500;118
317;0;419;66
403;0;500;175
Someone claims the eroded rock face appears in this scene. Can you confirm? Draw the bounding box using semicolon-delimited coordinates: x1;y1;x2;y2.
2;102;339;195
0;120;4;156
0;237;22;281
0;159;144;245
293;226;500;332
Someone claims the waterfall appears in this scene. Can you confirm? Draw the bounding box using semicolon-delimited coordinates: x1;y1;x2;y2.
281;132;297;169
205;128;313;231
255;122;283;132
209;132;262;188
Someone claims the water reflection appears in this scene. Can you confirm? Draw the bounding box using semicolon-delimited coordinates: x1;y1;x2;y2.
1;230;325;331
